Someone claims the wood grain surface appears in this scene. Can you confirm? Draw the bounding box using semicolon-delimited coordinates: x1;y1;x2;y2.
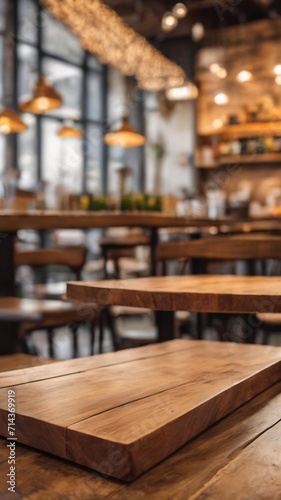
0;209;280;231
157;234;281;261
0;354;54;372
67;275;281;314
0;382;280;498
0;340;280;481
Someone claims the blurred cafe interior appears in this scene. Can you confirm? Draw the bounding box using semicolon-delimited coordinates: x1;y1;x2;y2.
1;0;281;358
1;1;281;497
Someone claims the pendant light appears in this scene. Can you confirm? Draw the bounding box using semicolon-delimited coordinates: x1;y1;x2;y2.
0;107;28;134
20;76;62;114
166;81;198;101
104;117;145;148
57;124;84;138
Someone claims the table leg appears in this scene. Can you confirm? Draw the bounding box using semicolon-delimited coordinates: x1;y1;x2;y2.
0;232;15;296
155;311;175;342
0;322;19;355
150;227;159;277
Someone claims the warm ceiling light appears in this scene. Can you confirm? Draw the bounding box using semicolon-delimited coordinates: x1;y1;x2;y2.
42;0;186;99
138;74;185;92
191;22;205;42
0;108;28;135
104;117;145;148
210;63;221;74
162;12;178;31
236;70;253;82
214;93;229;105
20;76;62;114
172;3;188;19
213;118;224;129
210;64;227;79
57;125;84;138
166;81;198;101
274;64;281;75
217;68;227;79
275;75;281;85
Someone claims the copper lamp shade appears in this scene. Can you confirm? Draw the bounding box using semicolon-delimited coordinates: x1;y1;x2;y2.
20;76;62;114
57;125;84;138
104;117;145;148
0;108;28;134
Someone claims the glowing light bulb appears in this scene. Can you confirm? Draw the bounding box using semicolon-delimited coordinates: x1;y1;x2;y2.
236;70;253;83
162;12;178;31
214;93;228;105
274;65;281;75
191;23;205;42
172;3;188;19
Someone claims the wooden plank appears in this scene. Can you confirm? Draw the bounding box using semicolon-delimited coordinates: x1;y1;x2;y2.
191;421;281;500
108;382;281;498
0;339;187;388
0;382;280;498
0;354;54;372
0;209;280;232
0;341;280;480
67;275;281;314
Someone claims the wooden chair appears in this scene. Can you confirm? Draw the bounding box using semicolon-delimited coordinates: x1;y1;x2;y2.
99;233;150;278
157;233;281;342
0;297;97;358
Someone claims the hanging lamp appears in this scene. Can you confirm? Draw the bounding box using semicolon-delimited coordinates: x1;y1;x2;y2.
104;116;145;148
20;75;62;114
57;125;84;138
0;107;28;134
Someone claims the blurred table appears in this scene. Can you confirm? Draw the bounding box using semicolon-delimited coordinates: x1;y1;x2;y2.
67;275;281;341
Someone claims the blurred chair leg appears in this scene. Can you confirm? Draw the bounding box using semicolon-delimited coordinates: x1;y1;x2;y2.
98;309;105;354
105;308;119;352
47;329;55;358
71;324;78;358
90;319;96;355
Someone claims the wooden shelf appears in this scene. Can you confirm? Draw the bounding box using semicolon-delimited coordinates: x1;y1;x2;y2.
199;122;281;140
196;152;281;169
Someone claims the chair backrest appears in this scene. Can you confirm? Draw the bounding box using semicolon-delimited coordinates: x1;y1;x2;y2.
15;246;87;272
157;234;281;262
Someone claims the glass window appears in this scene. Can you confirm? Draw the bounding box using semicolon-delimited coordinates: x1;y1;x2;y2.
0;135;6;178
17;44;38;99
43;57;83;119
0;0;6;32
0;37;3;102
88;54;102;72
18;113;37;190
18;0;38;44
87;71;103;121
85;124;103;193
42;11;83;64
42;118;83;193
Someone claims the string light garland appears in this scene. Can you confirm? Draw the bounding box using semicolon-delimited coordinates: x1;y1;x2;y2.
41;0;186;91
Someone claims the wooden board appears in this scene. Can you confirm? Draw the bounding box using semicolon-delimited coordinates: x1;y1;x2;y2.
0;209;280;232
67;275;281;314
0;381;280;498
0;340;280;481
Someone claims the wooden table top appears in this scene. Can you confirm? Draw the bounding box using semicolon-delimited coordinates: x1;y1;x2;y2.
0;348;280;498
67;275;281;313
0;209;280;232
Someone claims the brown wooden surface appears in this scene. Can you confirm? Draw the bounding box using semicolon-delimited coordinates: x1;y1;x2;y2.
0;209;280;232
157;234;281;261
0;354;54;372
0;354;280;498
15;246;87;268
67;275;281;314
0;340;280;481
0;297;96;330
